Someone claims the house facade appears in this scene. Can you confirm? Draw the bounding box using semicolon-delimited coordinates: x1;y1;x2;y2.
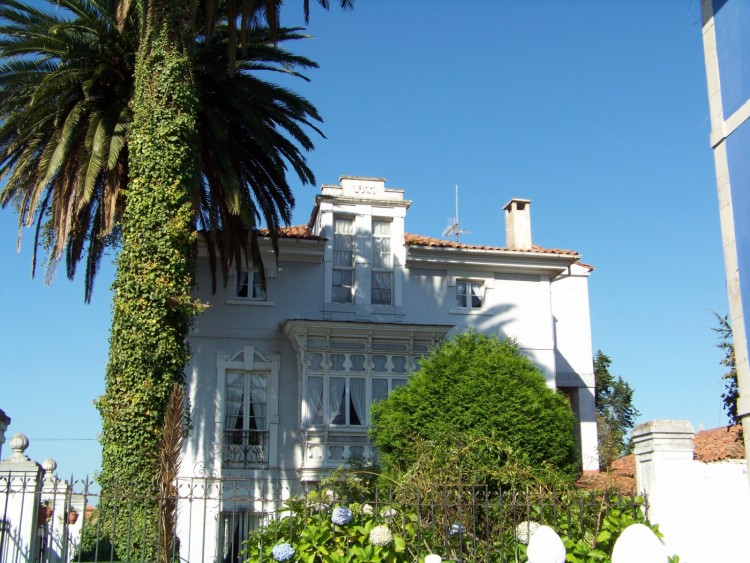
179;176;598;560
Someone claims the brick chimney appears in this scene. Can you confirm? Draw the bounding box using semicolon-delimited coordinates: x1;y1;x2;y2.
503;198;532;250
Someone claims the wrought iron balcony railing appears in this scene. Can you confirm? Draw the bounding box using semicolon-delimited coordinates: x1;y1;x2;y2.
222;430;268;469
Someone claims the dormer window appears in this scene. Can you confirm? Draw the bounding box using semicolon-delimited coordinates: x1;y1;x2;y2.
333;217;355;303
237;271;265;300
371;220;392;305
456;280;483;309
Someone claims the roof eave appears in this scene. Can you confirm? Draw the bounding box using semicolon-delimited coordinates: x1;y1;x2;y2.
404;245;581;277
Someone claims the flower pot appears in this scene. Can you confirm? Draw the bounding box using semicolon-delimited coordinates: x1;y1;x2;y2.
37;505;52;526
68;510;79;525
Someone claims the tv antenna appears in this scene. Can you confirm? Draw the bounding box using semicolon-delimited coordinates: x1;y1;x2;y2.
443;184;469;242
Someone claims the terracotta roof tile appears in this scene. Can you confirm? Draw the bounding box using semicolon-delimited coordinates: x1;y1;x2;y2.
694;425;745;462
254;228;586;260
404;233;579;256
576;454;636;494
257;225;323;240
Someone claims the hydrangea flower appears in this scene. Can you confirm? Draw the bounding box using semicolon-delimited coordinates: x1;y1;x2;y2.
272;542;295;562
449;523;466;536
515;520;541;544
380;507;398;520
361;503;374;516
331;506;353;526
369;524;393;547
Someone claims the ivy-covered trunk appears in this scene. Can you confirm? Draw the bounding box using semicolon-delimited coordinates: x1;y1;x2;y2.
97;1;200;558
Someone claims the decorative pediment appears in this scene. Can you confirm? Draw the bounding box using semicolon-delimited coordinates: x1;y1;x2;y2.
217;346;276;371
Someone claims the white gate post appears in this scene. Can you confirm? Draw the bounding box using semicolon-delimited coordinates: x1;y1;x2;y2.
0;433;44;563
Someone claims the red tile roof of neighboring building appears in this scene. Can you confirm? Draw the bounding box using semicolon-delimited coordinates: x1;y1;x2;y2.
576;425;745;494
693;424;745;462
403;233;579;256
576;454;637;494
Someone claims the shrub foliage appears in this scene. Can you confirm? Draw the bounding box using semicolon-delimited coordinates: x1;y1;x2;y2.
370;331;580;483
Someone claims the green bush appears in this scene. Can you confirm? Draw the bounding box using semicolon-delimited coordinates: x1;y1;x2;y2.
370;331;580;485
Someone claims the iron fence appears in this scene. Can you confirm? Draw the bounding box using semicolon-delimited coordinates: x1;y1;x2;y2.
0;474;648;563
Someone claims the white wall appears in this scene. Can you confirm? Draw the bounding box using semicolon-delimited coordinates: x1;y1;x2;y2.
633;420;750;563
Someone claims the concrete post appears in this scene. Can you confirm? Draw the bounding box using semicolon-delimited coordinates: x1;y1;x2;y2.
632;420;694;560
0;433;44;562
632;420;695;498
41;458;72;563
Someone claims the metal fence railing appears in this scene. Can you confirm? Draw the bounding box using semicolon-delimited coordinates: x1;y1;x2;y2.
0;473;649;563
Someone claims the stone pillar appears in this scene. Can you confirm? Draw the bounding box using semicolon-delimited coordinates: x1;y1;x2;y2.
632;420;694;560
0;433;44;562
632;420;695;499
41;458;72;563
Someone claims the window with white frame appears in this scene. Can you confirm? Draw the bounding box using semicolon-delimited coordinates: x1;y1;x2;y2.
333;217;355;303
456;280;483;309
224;372;268;466
302;339;426;429
371;220;393;305
329;376;365;425
236;270;265;300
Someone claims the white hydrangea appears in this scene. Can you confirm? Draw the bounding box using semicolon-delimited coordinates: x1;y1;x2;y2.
369;524;393;547
380;507;397;520
515;520;541;544
361;503;374;516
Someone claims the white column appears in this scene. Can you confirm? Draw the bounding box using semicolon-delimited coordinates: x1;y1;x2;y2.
0;434;44;562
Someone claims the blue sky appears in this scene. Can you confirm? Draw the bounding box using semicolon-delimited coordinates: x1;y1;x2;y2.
0;1;731;479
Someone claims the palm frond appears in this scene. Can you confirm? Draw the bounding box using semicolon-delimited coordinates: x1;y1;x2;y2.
1;0;323;300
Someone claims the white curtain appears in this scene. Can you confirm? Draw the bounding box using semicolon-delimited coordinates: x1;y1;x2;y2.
470;282;483;307
456;281;467;307
334;218;354;266
248;375;267;430
225;373;244;431
349;379;365;426
304;377;324;426
372;378;388;403
372;221;391;268
329;377;346;424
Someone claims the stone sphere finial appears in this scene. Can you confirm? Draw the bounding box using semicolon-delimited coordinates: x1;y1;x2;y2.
43;458;57;473
10;433;29;455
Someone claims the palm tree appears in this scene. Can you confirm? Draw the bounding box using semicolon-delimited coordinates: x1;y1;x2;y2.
1;1;330;557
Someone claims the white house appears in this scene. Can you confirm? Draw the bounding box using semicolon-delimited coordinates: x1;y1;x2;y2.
179;176;599;561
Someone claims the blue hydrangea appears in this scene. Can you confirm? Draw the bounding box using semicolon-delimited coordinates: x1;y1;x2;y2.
331;506;353;526
449;523;466;536
272;542;295;562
